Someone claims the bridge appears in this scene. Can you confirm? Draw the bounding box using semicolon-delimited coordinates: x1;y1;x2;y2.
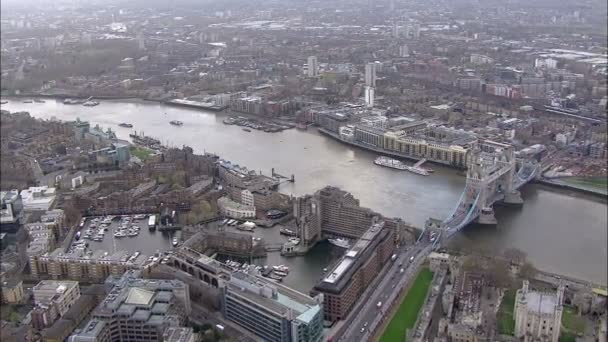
424;140;542;245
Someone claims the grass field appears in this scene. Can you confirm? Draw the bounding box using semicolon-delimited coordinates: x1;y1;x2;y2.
130;146;154;161
562;305;586;334
497;290;516;335
563;177;608;190
379;268;434;342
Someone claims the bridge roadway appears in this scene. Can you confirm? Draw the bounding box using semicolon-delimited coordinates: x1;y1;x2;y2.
338;242;433;341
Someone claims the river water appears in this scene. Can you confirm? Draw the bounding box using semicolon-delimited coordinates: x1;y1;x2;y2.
2;98;606;287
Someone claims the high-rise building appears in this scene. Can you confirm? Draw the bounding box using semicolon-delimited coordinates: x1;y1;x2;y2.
221;271;324;342
365;86;375;108
399;44;410;57
69;271;190;342
365;63;376;87
514;280;564;342
307;56;318;77
137;32;145;50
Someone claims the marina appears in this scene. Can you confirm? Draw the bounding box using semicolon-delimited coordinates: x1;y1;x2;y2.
69;214;172;256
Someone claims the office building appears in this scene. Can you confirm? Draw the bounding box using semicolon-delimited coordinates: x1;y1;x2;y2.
315;186;379;239
32;280;80;329
307;56;318;77
1;190;22;233
364;86;375;108
514;280;564;342
69;270;190;342
221;271;324;342
20;186;57;211
365;63;376;87
312;222;395;321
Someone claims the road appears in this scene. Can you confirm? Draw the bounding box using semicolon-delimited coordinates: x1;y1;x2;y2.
338;241;433;341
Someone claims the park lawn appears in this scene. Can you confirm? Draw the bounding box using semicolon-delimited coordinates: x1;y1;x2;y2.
380;268;434;342
130;146;153;161
561;305;586;334
564;177;608;190
497;290;516;335
559;332;577;342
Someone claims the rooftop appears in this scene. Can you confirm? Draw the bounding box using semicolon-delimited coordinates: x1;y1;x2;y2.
525;291;559;315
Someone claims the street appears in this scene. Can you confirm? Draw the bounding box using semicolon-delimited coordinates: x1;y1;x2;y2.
338;241;433;341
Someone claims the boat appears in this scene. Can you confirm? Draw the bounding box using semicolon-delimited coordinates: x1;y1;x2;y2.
288;238;300;245
118;123;133;128
33;99;45;103
242;128;251;132
22;99;33;103
374;156;408;170
373;156;429;176
0;100;7;104
328;238;351;249
273;270;288;277
172;238;179;247
268;274;283;281
272;265;289;273
63;98;81;105
83;100;99;106
279;228;297;237
169;120;183;126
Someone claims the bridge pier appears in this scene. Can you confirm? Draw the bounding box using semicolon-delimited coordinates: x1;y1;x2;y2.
502;190;523;206
477;207;497;225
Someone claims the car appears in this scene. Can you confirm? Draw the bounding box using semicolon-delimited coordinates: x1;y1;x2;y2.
364;322;368;327
360;328;365;333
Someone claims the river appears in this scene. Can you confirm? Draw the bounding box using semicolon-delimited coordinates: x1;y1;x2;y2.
2;98;606;287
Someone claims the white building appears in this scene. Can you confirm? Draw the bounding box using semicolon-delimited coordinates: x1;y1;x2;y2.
365;86;375;108
399;44;410;57
218;197;256;219
360;115;387;129
240;189;255;207
514;280;564;342
365;63;376;87
535;58;558;69
307;56;318;77
20;186;56;211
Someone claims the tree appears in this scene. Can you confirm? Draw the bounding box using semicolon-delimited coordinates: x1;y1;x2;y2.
503;248;527;265
518;261;537;280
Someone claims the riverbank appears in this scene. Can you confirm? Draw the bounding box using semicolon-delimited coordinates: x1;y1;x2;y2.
537;178;608;198
1;99;605;287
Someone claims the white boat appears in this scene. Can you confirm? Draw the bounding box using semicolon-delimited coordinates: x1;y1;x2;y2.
172;238;179;246
374;156;429;176
272;265;289;273
83;100;99;106
274;270;288;277
328;238;351;249
288;238;300;245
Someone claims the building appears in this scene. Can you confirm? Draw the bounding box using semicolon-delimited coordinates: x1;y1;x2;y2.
354;124;385;149
365;63;376;87
311;222;395;322
307;56;318;77
26;222;55;264
40;209;66;241
218;196;256;219
69;270;191;342
241;189;255;207
399;45;410;57
221;271;324;342
163;327;198;342
382;125;474;168
364;86;375;108
428;252;451;272
32;280;81;329
29;248;148;282
20;186;57;211
293;195;322;247
1;190;22;233
1;279;24;304
314;186;379;239
514;280;564;342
